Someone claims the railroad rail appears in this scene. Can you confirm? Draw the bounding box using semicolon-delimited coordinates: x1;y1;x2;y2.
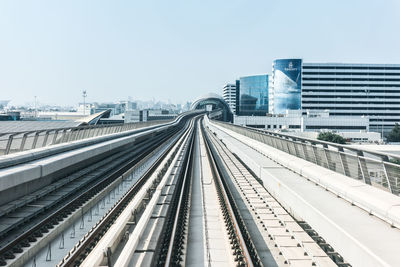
151;118;261;266
0;114;358;267
154;117;195;266
0;127;180;266
57;116;197;266
204;120;340;266
66;116;266;266
0;113;199;266
201;120;260;266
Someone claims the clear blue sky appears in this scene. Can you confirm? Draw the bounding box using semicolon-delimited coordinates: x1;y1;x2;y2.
1;0;400;106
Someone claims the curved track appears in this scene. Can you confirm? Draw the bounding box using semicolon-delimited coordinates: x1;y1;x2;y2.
0;114;340;267
0;113;198;266
155;118;261;266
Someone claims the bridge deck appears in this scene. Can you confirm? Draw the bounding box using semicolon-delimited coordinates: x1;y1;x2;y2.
208;120;400;267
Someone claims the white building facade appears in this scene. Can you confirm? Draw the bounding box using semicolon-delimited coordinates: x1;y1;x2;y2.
222;83;236;114
270;60;400;134
234;111;370;132
233;111;378;142
301;63;400;134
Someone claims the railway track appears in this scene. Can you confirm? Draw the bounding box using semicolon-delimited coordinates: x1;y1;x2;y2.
204;119;339;266
152;117;196;266
0;115;196;266
76;117;266;266
57;116;198;266
66;116;262;266
0;113;343;267
155;118;261;266
201;120;261;266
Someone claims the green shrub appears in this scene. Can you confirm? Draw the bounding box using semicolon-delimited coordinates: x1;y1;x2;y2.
387;123;400;142
389;158;400;165
317;132;346;144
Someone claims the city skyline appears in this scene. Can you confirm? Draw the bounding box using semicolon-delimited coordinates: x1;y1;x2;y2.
1;0;400;106
3;96;190;110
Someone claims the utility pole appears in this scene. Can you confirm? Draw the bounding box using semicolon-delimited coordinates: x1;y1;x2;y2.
34;96;37;118
82;90;87;116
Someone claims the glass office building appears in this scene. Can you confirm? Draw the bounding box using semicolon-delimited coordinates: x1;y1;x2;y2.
238;74;269;116
272;59;302;114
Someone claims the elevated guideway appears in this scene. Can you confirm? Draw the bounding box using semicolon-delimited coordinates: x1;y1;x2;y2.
1;111;399;267
206;116;400;267
0;111;202;267
70;117;334;267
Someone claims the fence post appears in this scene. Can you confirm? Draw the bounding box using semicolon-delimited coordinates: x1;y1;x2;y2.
301;143;312;162
20;132;29;151
32;132;41;149
337;147;351;177
382;163;398;195
311;145;321;166
356;151;371;184
5;135;14;155
284;139;293;155
52;130;59;144
292;142;301;158
381;157;398;195
42;130;51;147
60;129;68;143
322;144;332;169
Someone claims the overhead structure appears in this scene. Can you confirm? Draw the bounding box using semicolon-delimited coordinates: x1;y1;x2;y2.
191;93;233;122
75;109;112;125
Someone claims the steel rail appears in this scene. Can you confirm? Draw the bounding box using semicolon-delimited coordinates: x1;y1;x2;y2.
57;118;195;267
0;120;186;266
201;119;260;267
204;121;343;267
0;130;167;239
163;117;196;266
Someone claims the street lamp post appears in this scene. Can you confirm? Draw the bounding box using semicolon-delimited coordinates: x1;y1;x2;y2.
34;96;37;118
82;90;87;116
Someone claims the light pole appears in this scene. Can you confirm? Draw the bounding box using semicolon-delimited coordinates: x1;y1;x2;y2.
82;90;87;116
34;96;37;118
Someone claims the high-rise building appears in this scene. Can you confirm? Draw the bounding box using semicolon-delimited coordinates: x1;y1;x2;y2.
272;59;302;114
271;59;400;133
238;74;269;116
302;62;400;133
235;80;240;115
222;83;236;114
268;75;274;114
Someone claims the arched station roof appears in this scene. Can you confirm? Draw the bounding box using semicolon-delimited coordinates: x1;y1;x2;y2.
191;93;231;112
191;93;233;122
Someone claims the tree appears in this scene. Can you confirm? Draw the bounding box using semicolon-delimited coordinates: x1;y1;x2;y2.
317;132;346;144
390;158;400;165
387;123;400;142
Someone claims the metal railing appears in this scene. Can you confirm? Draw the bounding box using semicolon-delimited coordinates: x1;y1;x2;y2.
211;120;400;196
0;120;172;156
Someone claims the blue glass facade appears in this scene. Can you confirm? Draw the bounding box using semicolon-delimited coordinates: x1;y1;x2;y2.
238;75;269;116
273;59;302;114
